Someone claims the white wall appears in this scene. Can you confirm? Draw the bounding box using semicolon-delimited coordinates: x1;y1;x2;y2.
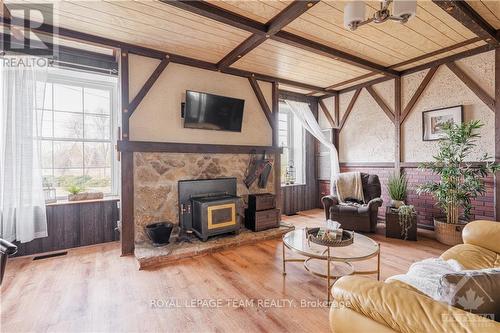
128;54;273;146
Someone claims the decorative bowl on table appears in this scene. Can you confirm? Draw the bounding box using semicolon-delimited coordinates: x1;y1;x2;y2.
306;227;354;247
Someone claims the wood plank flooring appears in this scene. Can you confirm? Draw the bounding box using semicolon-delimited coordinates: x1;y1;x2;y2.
1;209;449;333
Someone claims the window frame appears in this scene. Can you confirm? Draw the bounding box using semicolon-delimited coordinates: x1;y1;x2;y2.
37;71;119;199
278;101;306;186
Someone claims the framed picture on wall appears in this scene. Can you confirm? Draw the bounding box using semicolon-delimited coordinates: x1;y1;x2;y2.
422;105;463;141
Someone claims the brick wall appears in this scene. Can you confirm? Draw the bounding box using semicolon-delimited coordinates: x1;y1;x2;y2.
404;168;495;226
340;166;495;227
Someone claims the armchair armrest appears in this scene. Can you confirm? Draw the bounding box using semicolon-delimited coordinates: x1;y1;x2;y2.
331;276;499;333
322;195;339;220
357;198;383;214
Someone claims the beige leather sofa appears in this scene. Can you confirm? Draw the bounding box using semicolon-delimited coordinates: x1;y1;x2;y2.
330;220;500;333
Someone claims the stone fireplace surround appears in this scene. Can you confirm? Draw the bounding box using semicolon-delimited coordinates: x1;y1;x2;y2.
133;152;275;243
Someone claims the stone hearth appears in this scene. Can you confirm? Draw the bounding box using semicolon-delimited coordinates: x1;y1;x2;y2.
135;224;293;269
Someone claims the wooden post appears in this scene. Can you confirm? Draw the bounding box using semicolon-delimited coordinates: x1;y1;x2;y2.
334;93;340;152
272;82;282;213
120;50;134;255
495;49;500;220
395;77;402;177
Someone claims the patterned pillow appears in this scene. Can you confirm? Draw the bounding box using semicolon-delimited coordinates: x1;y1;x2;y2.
438;269;500;322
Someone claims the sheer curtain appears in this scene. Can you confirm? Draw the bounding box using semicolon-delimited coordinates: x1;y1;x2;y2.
284;100;340;193
0;58;48;243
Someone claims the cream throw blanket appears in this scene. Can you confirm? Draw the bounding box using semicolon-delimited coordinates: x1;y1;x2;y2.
335;172;365;203
386;258;463;300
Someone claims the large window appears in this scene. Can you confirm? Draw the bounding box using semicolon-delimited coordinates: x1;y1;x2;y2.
278;101;305;185
37;68;119;198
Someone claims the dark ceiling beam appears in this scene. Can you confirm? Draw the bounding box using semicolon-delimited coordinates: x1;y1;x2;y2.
432;0;499;45
217;0;319;70
272;31;399;77
159;0;266;35
339;76;393;94
315;37;482;95
222;67;326;92
162;0;399;77
401;44;495;76
0;15;328;92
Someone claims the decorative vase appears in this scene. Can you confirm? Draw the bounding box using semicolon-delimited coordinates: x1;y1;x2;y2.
433;218;466;246
390;200;404;208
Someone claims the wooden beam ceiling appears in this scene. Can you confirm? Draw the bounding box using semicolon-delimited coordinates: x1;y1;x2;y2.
0;15;327;92
401;44;495;75
163;0;399;78
217;0;319;70
432;0;499;45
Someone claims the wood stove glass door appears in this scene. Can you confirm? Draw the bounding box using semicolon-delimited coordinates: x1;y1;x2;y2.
207;204;236;229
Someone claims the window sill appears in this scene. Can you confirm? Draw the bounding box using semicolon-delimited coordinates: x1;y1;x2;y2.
281;183;306;188
46;196;120;206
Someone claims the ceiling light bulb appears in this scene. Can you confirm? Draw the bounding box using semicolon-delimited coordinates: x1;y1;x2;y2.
344;1;365;31
393;0;417;22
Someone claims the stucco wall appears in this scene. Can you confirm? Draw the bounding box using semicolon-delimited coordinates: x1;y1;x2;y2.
325;51;495;163
402;52;494;162
128;54;272;146
339;86;395;162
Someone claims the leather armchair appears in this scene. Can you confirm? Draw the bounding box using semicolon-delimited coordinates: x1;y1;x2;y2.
0;238;18;286
322;173;383;232
329;220;500;333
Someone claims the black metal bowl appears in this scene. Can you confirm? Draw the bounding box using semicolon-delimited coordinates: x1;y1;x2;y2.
145;222;173;246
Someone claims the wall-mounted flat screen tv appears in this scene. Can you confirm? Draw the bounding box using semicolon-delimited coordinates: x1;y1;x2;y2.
184;90;244;132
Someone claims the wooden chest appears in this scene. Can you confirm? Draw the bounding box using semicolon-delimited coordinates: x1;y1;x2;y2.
245;208;280;232
247;193;276;211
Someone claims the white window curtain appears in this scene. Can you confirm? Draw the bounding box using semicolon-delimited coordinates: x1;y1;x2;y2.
284;100;340;193
0;58;48;243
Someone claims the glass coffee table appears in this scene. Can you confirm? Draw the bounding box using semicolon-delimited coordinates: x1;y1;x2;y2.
282;228;380;302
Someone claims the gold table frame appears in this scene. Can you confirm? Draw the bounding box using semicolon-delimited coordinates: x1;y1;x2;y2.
282;232;380;303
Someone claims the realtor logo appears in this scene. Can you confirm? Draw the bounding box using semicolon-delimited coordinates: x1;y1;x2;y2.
2;3;55;56
441;271;497;323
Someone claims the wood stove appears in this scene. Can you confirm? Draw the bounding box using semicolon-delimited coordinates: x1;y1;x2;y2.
178;178;240;241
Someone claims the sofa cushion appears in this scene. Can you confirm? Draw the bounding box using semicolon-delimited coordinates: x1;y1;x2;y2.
441;244;500;270
330;204;369;216
462;220;500;254
438;269;500;322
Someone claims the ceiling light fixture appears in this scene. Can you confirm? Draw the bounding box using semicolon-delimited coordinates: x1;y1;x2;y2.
344;0;416;31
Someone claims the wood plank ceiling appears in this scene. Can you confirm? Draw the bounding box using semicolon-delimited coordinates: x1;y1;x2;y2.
3;0;499;93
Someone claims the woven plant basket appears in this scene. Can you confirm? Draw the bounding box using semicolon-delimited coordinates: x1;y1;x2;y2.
434;218;466;246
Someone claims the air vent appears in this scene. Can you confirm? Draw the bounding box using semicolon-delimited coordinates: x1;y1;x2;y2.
33;251;68;260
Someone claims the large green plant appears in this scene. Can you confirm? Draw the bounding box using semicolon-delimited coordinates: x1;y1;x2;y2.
387;172;408;201
417;120;500;224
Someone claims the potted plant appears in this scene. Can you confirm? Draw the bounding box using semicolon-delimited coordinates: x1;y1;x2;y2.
417;120;500;245
397;205;417;241
387;172;408;208
66;183;104;202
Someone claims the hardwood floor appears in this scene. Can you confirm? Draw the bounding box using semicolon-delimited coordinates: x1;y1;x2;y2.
1;209;449;333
